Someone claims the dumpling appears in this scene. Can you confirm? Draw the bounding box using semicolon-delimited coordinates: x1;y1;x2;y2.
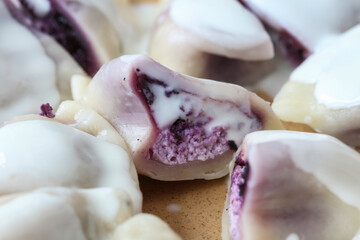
5;0;123;76
0;118;142;213
223;130;360;240
74;54;283;180
0;0;124;123
0;187;181;240
241;0;360;65
0;105;181;239
272;25;360;145
148;0;275;85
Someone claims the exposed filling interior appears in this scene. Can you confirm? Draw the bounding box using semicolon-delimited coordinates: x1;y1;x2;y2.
150;119;235;165
135;73;260;165
229;152;250;240
7;0;98;76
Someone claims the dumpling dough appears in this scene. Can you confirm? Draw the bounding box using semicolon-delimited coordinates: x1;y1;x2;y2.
72;54;283;180
0;0;61;123
0;119;142;213
0;187;181;240
113;213;182;240
0;0;127;123
148;0;274;85
272;25;360;145
223;130;360;240
241;0;360;64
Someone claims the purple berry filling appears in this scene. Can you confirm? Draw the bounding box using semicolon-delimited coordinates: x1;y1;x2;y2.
5;0;99;76
229;152;250;240
278;30;310;66
135;73;242;165
150;119;232;165
39;103;55;118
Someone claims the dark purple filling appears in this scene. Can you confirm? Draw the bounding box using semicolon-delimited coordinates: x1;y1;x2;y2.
5;0;99;76
234;153;250;197
136;75;161;105
134;73;239;165
229;152;250;240
278;30;310;66
150;119;232;165
237;0;248;8
39;103;55;118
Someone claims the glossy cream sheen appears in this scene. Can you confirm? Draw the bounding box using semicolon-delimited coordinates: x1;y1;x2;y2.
244;0;360;52
0;120;141;213
0;188;133;240
169;0;271;59
224;131;360;240
290;25;360;109
246;131;360;212
0;1;59;123
149;82;256;144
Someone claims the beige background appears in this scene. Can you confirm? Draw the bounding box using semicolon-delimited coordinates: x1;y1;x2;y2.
140;176;227;239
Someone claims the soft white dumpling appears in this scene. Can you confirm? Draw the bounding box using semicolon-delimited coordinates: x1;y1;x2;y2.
0;0;126;123
148;0;274;85
241;0;360;64
0;119;142;213
272;25;360;145
223;130;360;240
0;187;181;240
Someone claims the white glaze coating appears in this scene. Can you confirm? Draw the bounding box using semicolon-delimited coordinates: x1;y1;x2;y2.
0;120;142;213
290;25;360;109
149;82;258;144
25;0;51;17
135;55;264;147
0;187;133;240
0;1;59;123
244;0;360;52
169;0;272;60
246;131;360;213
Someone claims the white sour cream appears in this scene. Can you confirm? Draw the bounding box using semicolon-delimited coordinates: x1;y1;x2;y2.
244;0;360;52
0;1;59;123
290;25;360;109
169;0;272;60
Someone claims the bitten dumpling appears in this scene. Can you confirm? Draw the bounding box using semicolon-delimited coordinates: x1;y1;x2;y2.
75;54;283;180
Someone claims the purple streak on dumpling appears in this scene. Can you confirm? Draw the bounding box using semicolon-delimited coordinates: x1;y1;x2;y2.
278;30;310;66
229;152;250;240
240;0;360;66
5;0;100;76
